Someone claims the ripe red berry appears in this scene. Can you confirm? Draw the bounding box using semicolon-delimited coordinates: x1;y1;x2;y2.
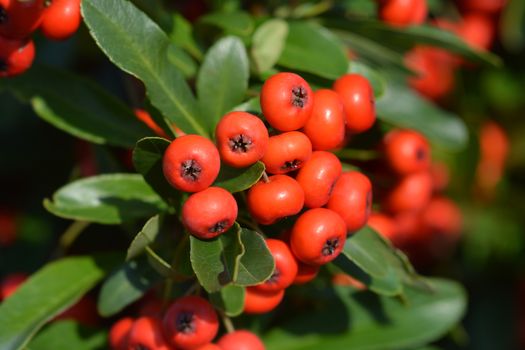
303;89;345;151
333;74;376;134
0;0;45;39
296;151;342;208
217;330;265;350
326;171;373;232
163;134;220;192
367;212;401;246
0;208;16;246
163;295;219;350
457;13;495;50
182;187;238;239
215;111;269;168
293;262;319;285
261;131;312;174
421;196;462;237
378;0;428;26
0;36;35;77
134;108;169;139
40;0;81;41
244;287;285;314
382;171;433;213
0;273;27;300
128;316;171;350
260;72;314;131
383;129;431;175
109;317;134;350
253;239;298;292
290;208;347;266
195;344;222;350
246;174;304;225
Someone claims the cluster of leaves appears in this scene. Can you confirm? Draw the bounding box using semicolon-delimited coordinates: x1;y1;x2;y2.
0;0;503;349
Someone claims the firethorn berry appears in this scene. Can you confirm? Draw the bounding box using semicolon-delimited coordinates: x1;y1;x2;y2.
0;0;45;39
0;273;27;300
260;72;314;131
326;171;373;232
134;108;169;139
215;111;269;168
109;317;134;350
128;317;171;350
293;262;319;285
0;209;16;246
430;161;450;192
296;151;342;208
244;287;285;314
163;134;220;193
253;239;298;292
163;295;219;349
290;208;347;266
261;131;312;174
382;171;433;213
246;174;304;225
421;196;462;237
182;187;238;239
333;73;376;134
0;36;35;77
383;129;431;175
367;213;401;246
303;89;346;151
40;0;81;41
217;330;266;350
460;0;507;14
457;13;495;50
479;121;509;167
195;344;222;350
378;0;428;26
331;273;367;290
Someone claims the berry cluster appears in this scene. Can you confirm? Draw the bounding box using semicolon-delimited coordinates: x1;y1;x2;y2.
0;0;81;77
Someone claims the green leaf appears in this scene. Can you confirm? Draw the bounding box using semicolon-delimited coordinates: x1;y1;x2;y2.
81;0;209;137
196;36;250;132
28;321;106;350
167;44;197;78
376;81;469;151
0;255;117;350
44;174;166;224
133;137;181;204
278;21;348;79
170;14;203;60
97;258;161;317
145;247;178;278
252;19;289;74
127;215;162;261
213;162;265;193
210;285;245;317
264;278;466;350
234;228;275;286
199;11;254;37
0;65;151;148
348;61;386;98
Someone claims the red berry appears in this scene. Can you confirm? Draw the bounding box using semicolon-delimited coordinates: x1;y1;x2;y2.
333;74;376;134
108;317;134;350
383;129;431;175
326;171;373;232
303;89;345;151
163;295;219;350
0;208;16;246
459;0;507;14
40;0;81;41
128;316;171;350
182;187;238;239
163;134;220;192
217;330;265;350
0;36;35;77
260;72;314;131
378;0;428;26
246;174;304;225
293;262;319;285
195;344;222;350
367;212;401;246
421;196;462;237
457;13;495;50
54;296;100;326
261;131;312;174
134;108;170;139
295;151;342;208
253;239;298;292
215;111;269;168
291;208;347;266
0;273;27;300
244;287;285;314
382;171;433;213
0;0;45;39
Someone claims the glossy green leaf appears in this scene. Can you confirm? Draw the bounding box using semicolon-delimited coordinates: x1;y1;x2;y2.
0;65;151;148
213;162;265;193
81;0;209;137
145;247;177;278
234;228;275;286
97;258;161;317
0;255;117;350
167;44;197;78
197;36;250;132
127;215;162;261
264;278;467;350
133;137;181;204
252;19;289;74
278;21;348;79
28;321;106;350
199;11;254;37
376;81;469;151
170;14;203;60
44;174;166;224
210;285;246;317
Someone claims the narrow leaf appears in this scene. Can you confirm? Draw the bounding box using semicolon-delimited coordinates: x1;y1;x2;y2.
252;19;289;74
213;162;265;193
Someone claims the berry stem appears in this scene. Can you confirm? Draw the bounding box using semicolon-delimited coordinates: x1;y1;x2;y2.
261;171;270;183
219;310;235;333
59;221;90;253
334;149;381;161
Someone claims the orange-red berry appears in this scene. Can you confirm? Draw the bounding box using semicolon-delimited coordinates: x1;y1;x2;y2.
261;131;312;174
